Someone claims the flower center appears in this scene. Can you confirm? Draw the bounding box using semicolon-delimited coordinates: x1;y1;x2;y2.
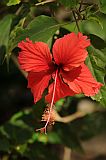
58;63;63;68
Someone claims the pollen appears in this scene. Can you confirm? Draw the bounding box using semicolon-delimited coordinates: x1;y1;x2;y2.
41;104;55;125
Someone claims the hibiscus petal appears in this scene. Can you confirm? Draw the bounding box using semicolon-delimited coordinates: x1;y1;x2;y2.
61;64;103;96
53;32;90;71
18;38;52;72
28;71;51;103
45;75;76;103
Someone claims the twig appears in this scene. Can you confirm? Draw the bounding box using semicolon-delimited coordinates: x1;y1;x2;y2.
11;54;27;78
75;8;82;20
63;147;71;160
72;10;80;32
35;0;56;6
15;4;23;16
79;0;84;12
53;110;86;123
79;2;94;5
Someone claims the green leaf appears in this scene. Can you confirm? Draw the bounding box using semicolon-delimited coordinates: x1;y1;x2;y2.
13;15;60;48
0;130;10;151
99;0;106;14
62;21;80;33
86;46;106;106
0;137;10;151
63;15;106;42
55;123;82;150
16;144;28;155
48;132;61;144
9;18;26;52
24;142;59;160
99;87;106;106
78;112;106;140
88;16;103;29
0;15;13;65
98;14;106;34
4;123;32;145
81;19;106;41
87;46;106;84
58;0;79;8
55;99;65;111
7;0;21;6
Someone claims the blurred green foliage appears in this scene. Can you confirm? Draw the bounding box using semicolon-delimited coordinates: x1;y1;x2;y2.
0;0;106;159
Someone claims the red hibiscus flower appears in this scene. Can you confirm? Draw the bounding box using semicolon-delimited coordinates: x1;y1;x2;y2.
18;32;103;133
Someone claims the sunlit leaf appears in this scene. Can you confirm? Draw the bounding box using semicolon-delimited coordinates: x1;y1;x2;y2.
7;0;21;6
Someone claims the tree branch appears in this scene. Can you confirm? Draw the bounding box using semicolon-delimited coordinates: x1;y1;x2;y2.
72;10;80;32
53;110;86;123
63;147;71;160
35;0;56;6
